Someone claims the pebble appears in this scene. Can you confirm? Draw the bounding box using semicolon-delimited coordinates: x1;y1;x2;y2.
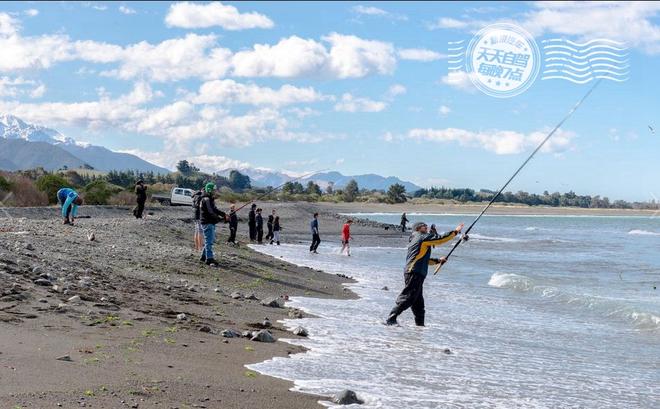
251;330;275;343
67;295;81;304
34;278;52;286
332;390;363;405
292;327;308;337
221;329;241;338
198;325;212;333
381;286;389;291
176;313;187;321
25;243;34;251
261;298;283;308
56;355;73;362
230;292;243;300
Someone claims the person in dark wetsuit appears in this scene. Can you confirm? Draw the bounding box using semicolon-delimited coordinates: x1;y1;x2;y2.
133;180;148;219
256;208;264;244
227;204;238;245
400;212;409;232
248;204;257;242
265;210;275;242
385;221;465;326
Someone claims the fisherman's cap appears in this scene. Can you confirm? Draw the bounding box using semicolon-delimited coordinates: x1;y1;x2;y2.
412;221;427;231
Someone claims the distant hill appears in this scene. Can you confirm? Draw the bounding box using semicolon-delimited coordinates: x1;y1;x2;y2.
218;167;422;192
0;114;170;174
0;138;88;171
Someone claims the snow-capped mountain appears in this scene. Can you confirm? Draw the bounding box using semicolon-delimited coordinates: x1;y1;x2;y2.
0;114;170;174
0;114;76;145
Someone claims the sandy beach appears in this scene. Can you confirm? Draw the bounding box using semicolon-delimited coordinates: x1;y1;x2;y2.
0;201;655;408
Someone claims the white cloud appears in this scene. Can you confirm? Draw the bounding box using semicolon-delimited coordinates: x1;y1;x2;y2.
397;48;446;61
29;84;46;98
438;105;451;116
165;1;273;30
352;5;388;16
0;76;45;98
335;158;345;165
100;34;232;82
0;12;20;36
0;19;398;81
428;17;472;30
119;5;136;15
351;5;407;21
334;93;386;113
440;71;476;92
288;107;320;118
387;84;407;97
231;36;328;78
231;33;396;79
323;33;396;78
192;79;327;107
407;127;575;155
24;9;39;17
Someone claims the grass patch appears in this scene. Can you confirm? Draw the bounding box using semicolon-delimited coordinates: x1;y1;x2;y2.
164;337;176;345
84;390;95;397
244;346;254;352
244;371;257;378
164;326;178;333
141;329;158;337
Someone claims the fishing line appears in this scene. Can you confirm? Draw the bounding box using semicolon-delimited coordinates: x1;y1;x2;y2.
434;79;603;275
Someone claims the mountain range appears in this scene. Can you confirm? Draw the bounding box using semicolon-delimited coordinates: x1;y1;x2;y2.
1;114;423;192
218;168;422;193
0;114;170;174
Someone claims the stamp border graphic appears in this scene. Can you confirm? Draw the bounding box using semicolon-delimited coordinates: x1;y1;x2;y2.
465;23;541;98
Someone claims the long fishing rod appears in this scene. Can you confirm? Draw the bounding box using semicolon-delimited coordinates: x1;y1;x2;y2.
229;168;329;215
434;79;603;275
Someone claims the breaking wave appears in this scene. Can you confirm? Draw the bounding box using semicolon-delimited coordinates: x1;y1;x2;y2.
489;272;660;331
628;229;660;236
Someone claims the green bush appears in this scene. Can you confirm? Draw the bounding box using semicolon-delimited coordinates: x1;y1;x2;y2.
83;180;122;205
0;174;13;192
35;174;69;204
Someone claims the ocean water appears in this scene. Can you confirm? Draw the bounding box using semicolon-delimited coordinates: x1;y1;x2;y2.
248;214;660;408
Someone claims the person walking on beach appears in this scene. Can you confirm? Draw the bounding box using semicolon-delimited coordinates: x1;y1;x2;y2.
133;180;148;219
256;208;264;244
248;204;257;242
192;188;204;252
265;209;275;242
271;215;281;245
199;183;227;267
310;212;321;253
227;204;238;245
385;221;465;327
341;219;353;256
57;187;83;225
400;212;409;232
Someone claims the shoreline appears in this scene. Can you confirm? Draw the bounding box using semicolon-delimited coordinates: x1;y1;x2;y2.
2;201;656;408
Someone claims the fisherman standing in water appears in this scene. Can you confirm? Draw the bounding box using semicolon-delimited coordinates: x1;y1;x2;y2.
386;221;465;326
400;212;409;232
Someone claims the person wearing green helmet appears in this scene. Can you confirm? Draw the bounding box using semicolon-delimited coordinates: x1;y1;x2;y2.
198;182;227;267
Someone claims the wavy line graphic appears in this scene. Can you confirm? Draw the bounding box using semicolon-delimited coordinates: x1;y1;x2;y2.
448;40;465;45
545;50;629;59
544;63;630;72
541;75;628;84
542;38;629;83
543;44;628;53
541;38;627;47
545;56;629;66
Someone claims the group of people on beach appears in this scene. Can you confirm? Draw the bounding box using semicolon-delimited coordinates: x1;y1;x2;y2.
56;182;467;327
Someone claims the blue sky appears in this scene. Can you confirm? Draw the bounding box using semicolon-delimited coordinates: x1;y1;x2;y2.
0;1;658;200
